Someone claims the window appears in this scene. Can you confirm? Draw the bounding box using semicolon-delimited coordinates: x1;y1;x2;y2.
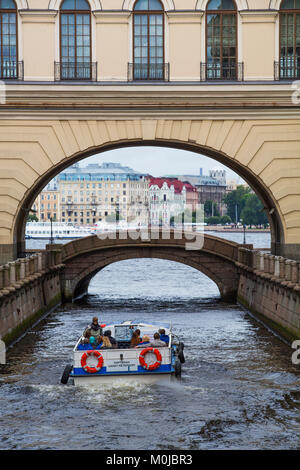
279;0;300;79
132;0;165;80
0;0;17;79
206;0;238;80
60;0;92;80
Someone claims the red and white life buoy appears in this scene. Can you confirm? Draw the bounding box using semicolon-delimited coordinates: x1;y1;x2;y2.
81;350;104;374
139;347;162;371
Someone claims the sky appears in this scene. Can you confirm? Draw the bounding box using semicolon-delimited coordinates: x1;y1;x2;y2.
78;146;245;183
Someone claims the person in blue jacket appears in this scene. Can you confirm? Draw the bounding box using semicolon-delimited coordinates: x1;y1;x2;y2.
159;329;170;345
77;336;98;350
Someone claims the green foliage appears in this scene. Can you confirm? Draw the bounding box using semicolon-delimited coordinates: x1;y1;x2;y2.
204;200;220;217
27;214;38;222
223;185;251;223
240;193;269;226
223;186;269;226
220;215;232;224
206;216;221;225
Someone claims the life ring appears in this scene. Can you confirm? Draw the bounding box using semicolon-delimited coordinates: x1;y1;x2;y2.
81;350;104;374
139;347;162;371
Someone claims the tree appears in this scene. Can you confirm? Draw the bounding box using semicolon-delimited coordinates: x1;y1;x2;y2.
220;215;232;224
27;214;38;222
206;216;221;225
204;200;220;218
223;185;252;223
240;193;269;226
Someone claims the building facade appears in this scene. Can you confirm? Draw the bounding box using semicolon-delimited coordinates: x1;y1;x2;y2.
166;169;228;216
149;177;198;225
32;180;60;222
0;0;296;83
1;0;300;262
58;162;148;225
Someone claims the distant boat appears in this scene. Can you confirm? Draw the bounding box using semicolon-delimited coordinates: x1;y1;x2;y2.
25;222;93;239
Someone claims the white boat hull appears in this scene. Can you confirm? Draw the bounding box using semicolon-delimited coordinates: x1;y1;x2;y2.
73;373;173;386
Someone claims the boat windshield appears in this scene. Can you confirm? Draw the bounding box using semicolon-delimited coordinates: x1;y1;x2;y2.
114;325;137;341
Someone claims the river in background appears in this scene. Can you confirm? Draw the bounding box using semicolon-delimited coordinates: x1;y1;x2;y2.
0;231;298;450
25;230;271;252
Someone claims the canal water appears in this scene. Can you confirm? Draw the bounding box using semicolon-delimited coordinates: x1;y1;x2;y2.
0;232;299;450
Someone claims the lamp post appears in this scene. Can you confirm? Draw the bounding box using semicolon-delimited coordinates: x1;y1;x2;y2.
50;216;54;245
243;223;246;245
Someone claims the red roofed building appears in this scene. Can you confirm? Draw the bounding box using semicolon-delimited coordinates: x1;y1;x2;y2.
148;177;198;226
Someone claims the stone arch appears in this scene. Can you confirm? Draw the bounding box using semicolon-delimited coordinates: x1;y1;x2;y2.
122;0;175;11
13;0;28;8
195;0;248;10
60;234;241;301
1;117;298;263
14;130;284;253
269;0;283;9
48;0;102;10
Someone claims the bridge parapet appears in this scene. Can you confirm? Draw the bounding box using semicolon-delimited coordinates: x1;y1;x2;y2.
0;249;63;295
237;247;300;292
0;248;64;346
237;247;300;341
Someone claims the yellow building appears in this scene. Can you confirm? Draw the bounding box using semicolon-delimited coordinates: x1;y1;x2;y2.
32;182;61;222
1;0;300;262
0;0;295;83
58;163;148;225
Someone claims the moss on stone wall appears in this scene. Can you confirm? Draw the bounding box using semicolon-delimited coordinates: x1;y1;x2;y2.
2;293;61;346
238;294;300;344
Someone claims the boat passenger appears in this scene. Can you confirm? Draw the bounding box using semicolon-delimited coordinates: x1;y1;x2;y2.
150;332;167;348
130;329;141;347
84;316;103;338
77;335;97;350
100;335;112;349
80;330;91;344
103;330;118;349
135;335;151;348
158;329;170;345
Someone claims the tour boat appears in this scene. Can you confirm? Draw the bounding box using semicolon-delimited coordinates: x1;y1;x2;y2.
61;321;185;386
25;222;93;239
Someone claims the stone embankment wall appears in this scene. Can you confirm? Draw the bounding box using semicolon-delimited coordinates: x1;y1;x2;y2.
0;247;64;346
237;248;300;342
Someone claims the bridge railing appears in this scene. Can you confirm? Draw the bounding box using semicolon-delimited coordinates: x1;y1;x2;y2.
0;249;63;293
238;247;300;290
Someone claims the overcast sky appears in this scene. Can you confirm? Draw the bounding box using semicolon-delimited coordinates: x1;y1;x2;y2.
79;146;245;183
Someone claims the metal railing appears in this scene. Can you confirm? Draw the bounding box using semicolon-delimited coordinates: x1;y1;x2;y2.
128;63;170;82
274;61;300;81
54;61;98;81
0;60;23;80
200;62;244;82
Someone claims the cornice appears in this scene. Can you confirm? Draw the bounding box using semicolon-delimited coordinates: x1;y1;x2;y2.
18;9;58;17
239;9;278;17
0;84;298;121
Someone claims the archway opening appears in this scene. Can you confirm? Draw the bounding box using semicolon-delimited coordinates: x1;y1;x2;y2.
20;142;278;262
85;259;220;309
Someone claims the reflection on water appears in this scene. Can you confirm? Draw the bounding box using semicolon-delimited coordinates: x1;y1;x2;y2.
0;255;299;450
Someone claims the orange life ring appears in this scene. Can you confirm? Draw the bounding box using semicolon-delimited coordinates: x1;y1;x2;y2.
139;347;162;371
81;350;104;374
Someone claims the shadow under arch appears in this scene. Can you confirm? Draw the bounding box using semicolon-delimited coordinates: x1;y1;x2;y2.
16;139;281;257
74;255;223;300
